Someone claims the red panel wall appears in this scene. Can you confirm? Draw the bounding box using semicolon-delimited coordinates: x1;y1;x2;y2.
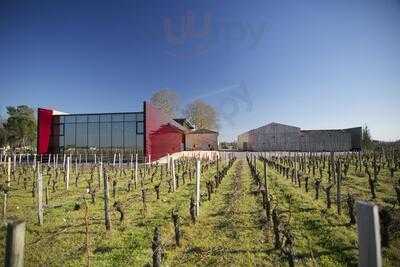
144;102;185;161
37;108;53;154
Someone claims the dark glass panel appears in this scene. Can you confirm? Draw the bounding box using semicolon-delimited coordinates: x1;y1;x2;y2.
88;122;99;149
65;115;76;123
88;115;99;123
64;123;76;149
137;121;143;134
124;121;136;151
124;113;136;121
136;134;143;152
100;123;111;149
112;122;123;149
76;115;87;123
59;135;64;147
100;114;111;122
59;124;64;136
76;123;87;148
136;113;144;121
112;114;124;122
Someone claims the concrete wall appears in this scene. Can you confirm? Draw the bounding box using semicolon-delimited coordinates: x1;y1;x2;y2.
185;133;218;151
238;122;360;152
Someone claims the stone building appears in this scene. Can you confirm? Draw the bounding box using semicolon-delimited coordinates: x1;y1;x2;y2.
186;129;219;151
238;122;361;152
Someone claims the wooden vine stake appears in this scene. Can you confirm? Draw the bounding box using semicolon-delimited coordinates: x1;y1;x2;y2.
37;165;44;226
171;159;176;192
5;219;26;267
103;172;111;231
135;154;138;185
66;156;70;190
355;201;382;267
195;160;201;217
7;157;11;187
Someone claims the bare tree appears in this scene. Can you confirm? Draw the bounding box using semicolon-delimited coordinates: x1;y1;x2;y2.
183;100;218;130
150;90;179;117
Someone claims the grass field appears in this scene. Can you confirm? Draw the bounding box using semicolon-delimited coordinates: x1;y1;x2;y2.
0;153;399;266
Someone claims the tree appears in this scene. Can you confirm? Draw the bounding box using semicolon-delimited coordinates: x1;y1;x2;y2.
0;116;7;147
4;105;36;148
150;90;179;117
183;100;218;130
361;124;374;151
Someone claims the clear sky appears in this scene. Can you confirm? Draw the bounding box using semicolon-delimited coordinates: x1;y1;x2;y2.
1;0;399;141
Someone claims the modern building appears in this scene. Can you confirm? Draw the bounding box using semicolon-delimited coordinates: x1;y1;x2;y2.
185;129;218;151
237;122;361;152
37;102;219;161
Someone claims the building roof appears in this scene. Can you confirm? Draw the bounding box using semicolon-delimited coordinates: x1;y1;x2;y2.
187;128;219;135
173;118;195;129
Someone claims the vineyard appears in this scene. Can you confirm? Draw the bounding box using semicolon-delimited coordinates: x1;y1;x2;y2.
0;151;399;266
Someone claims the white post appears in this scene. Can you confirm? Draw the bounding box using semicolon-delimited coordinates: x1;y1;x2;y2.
94;154;97;165
172;159;176;192
355;201;382;267
196;160;201;217
37;166;44;226
63;154;66;169
7;157;11;186
135;154;138;184
113;153;116;167
66;156;70;190
167;154;170;171
13;154;16;172
33;154;37;170
130;154;133;170
99;161;103;189
47;154;51;167
18;154;22;165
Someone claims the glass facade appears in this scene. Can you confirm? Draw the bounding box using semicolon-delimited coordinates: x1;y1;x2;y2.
50;112;144;157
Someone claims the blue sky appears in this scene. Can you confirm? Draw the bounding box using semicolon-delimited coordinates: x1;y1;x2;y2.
1;0;399;141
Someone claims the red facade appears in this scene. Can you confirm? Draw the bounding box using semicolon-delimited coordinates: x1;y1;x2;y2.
37;108;53;154
144;102;186;161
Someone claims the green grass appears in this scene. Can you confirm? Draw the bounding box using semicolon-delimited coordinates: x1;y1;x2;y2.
0;157;399;266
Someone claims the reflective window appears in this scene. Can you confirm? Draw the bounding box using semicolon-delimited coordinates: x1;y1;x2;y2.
112;122;123;148
100;114;111;122
50;112;145;157
112;114;124;122
76;123;87;148
76;115;87;123
88;115;99;123
100;123;111;149
88;123;99;149
137;122;144;134
65;116;76;123
124;122;136;150
136;134;144;152
124;113;136;121
64;123;75;149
